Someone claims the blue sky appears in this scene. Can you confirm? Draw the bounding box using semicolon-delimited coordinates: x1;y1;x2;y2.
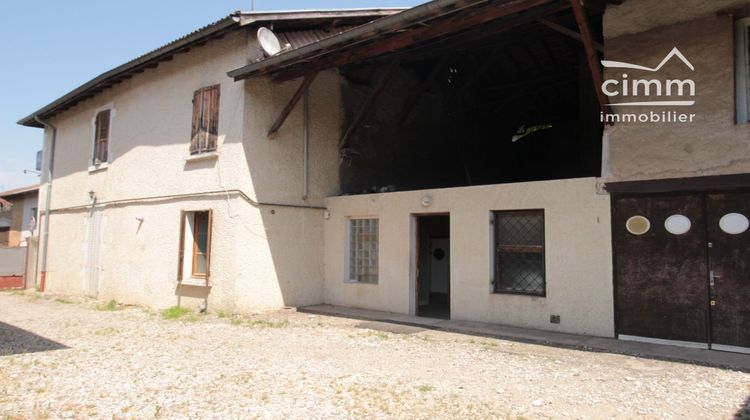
0;0;423;191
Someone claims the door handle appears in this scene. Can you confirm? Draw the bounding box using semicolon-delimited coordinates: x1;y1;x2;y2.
709;270;720;287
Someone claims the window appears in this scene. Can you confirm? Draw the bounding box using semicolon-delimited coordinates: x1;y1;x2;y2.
178;210;212;282
347;218;378;283
93;109;110;164
736;17;750;123
493;210;545;296
190;85;220;154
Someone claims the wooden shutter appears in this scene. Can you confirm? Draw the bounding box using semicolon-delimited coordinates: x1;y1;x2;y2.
189;85;220;155
205;86;220;151
94;110;110;163
190;90;203;154
205;209;213;285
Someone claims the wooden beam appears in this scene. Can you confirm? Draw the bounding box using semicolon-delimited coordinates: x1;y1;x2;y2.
267;72;318;138
569;0;609;116
339;63;398;148
272;0;560;82
538;18;604;52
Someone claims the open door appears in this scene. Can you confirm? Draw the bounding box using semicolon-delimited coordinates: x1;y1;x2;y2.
416;215;450;319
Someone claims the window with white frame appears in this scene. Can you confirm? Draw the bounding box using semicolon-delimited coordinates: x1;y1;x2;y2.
736;17;750;123
347;218;378;283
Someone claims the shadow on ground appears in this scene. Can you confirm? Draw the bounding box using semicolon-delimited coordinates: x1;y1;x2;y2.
0;321;68;356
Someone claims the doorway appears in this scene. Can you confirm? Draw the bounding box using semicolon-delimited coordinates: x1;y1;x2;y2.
416;215;450;319
613;191;750;353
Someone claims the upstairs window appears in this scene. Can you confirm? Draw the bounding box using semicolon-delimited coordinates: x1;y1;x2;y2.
493;210;546;296
93;109;110;164
190;85;220;154
736;17;750;123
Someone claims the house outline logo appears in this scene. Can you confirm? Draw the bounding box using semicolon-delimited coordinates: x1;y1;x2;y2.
600;47;696;107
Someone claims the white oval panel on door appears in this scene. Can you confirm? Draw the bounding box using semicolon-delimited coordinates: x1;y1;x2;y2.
719;213;749;235
665;214;691;235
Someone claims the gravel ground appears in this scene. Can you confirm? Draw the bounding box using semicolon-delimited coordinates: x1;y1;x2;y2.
0;291;749;419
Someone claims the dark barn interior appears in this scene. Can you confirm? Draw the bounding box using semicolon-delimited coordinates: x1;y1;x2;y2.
337;6;605;194
230;0;616;195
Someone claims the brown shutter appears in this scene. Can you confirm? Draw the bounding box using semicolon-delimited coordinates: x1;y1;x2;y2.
205;209;213;285
177;211;186;281
190;89;203;154
94;110;110;163
205;85;220;151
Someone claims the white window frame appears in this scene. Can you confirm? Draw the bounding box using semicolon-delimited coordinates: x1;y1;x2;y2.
344;217;379;284
89;103;115;173
735;17;750;124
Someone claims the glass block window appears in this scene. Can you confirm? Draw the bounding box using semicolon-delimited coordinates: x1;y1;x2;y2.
493;210;545;296
347;218;379;283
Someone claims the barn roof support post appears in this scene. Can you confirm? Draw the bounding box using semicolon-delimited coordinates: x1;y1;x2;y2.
569;0;609;116
267;72;318;138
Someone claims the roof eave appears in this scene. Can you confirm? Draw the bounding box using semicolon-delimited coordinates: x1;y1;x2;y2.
17;14;241;128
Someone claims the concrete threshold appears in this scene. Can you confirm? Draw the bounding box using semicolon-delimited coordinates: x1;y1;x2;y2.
299;304;750;372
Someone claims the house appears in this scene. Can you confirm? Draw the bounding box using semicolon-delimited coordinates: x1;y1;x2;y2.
0;185;39;247
18;0;750;353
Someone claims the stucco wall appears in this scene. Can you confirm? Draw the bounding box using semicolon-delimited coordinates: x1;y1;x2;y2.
602;3;750;182
324;177;614;337
38;28;342;311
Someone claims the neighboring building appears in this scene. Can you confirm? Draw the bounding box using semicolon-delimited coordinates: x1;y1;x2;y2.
0;185;39;247
18;0;750;353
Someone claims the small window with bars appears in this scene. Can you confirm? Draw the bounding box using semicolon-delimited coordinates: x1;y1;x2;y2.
493;210;545;296
347;218;378;284
190;85;220;154
93;109;110;164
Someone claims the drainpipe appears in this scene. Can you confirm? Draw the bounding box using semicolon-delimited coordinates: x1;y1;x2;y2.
302;89;309;201
34;116;56;292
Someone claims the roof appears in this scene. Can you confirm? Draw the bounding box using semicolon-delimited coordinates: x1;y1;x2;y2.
0;184;40;198
228;0;622;82
17;9;403;128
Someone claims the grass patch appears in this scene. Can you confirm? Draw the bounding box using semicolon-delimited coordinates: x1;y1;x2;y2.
161;306;193;320
217;310;230;318
247;319;288;329
416;384;435;393
94;327;119;336
229;317;289;328
55;298;73;304
95;300;118;311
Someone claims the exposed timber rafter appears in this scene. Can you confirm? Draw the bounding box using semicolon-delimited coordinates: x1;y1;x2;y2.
538;18;604;52
267;72;318;138
569;0;609;117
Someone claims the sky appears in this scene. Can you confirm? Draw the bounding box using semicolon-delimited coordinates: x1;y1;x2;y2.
0;0;424;191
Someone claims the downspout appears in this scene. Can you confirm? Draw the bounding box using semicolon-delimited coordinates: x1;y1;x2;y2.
34;116;56;292
302;89;309;201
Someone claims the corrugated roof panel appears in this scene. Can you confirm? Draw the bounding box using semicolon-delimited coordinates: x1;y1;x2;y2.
277;26;359;50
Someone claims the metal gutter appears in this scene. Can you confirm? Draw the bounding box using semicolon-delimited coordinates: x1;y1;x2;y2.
46;189;326;214
227;0;490;80
34;116;57;292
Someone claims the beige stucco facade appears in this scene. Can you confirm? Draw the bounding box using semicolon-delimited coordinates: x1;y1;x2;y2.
37;29;341;311
602;0;750;182
324;178;614;337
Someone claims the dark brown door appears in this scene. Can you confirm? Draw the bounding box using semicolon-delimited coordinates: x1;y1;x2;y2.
706;193;750;349
613;195;709;343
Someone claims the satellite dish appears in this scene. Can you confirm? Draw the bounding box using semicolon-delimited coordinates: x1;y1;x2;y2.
257;27;282;56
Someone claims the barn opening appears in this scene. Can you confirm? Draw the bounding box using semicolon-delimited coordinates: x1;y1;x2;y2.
337;9;605;194
229;0;612;195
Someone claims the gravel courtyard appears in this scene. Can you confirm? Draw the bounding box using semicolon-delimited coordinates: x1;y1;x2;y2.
0;291;748;419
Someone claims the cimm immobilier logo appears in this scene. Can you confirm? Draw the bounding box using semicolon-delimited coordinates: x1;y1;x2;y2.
600;47;696;124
